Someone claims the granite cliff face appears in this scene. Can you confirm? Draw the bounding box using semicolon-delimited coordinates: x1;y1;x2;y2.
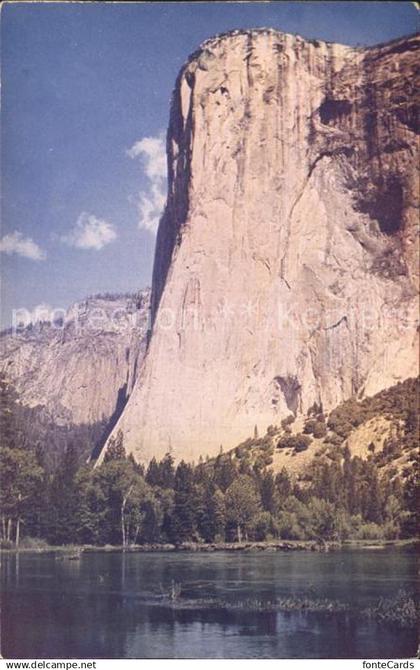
103;29;419;464
0;290;150;427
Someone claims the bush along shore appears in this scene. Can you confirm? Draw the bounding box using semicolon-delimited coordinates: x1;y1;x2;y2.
2;538;418;555
1;539;336;553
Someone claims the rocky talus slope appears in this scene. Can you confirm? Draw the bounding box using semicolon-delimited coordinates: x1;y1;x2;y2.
102;29;419;464
217;377;419;481
0;290;150;428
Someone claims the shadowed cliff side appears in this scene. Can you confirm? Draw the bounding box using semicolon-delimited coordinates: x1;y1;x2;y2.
0;290;151;463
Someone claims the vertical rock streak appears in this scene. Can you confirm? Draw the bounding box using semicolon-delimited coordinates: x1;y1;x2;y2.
103;30;419;464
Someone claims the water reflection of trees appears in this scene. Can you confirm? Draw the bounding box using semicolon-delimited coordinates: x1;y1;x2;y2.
1;553;418;659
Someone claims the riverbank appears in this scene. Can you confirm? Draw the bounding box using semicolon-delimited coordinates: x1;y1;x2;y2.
1;538;418;555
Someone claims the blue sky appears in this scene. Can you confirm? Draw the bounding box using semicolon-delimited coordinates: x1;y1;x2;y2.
1;1;418;327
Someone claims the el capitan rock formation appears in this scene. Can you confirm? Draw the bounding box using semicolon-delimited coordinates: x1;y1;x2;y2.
102;29;419;464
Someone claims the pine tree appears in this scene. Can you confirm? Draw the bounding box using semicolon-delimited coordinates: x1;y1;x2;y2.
0;375;44;546
275;468;292;500
363;463;384;524
73;465;101;544
260;471;280;515
0;446;44;546
211;488;226;541
47;443;82;545
196;481;226;542
145;457;160;486
225;475;261;542
402;469;419;537
214;454;237;492
94;440;147;547
141;491;163;543
104;430;126;462
158;452;175;489
172;461;196;542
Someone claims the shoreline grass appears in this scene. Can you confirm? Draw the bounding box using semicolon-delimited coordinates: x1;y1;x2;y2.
149;591;419;629
1;538;418;555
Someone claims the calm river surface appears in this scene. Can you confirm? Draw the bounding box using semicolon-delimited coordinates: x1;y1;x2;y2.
1;547;418;658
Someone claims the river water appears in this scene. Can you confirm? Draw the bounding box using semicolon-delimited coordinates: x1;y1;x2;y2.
1;547;418;658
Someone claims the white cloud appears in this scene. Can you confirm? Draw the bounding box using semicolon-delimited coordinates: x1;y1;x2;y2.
127;133;167;234
127;135;167;180
0;231;46;261
61;212;117;250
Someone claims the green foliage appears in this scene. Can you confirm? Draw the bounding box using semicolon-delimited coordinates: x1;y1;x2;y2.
0;539;14;550
353;521;387;540
196;483;226;542
213;454;236;492
365;590;418;628
172;461;197;543
401;468;419;537
307;401;323;417
259;471;281;515
253;450;273;472
276;509;305;540
327;377;419;443
18;536;50;550
1;372;418;548
304;419;327;438
0;374;45;546
281;415;295;432
146;452;175;489
248;511;276;541
324;433;344;447
275;468;292;499
235;444;251;459
0;374;107;471
0;445;44;546
277;433;312;452
93;450;151;546
225;475;261;541
104;430;126;462
85;291;140;302
309;498;341;541
47;444;84;544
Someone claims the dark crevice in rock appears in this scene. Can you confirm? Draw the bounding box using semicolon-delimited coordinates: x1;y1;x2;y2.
91;383;128;461
371;246;408;279
150;69;195;335
394;105;419;134
357;174;404;235
319;98;352;125
363;84;380;160
325;315;348;331
308;147;354;179
273;375;302;416
383;139;411;154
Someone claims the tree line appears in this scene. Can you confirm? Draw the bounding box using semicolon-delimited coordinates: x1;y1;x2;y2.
1;374;418;548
